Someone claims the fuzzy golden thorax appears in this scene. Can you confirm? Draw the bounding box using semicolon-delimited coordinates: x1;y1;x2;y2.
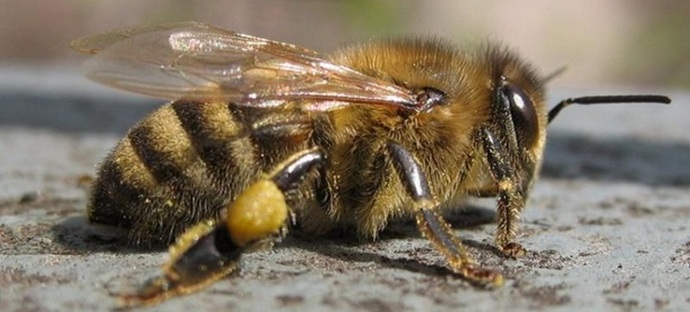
325;39;547;218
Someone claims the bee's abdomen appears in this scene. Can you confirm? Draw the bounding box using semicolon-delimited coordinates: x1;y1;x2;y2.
89;100;312;245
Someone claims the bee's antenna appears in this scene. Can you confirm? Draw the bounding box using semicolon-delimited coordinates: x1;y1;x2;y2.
548;95;671;124
541;66;568;84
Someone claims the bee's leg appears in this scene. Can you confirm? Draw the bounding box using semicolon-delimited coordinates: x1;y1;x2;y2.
480;128;527;258
386;141;504;286
119;147;324;307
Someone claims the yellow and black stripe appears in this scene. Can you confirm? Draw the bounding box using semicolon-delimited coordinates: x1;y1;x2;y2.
88;100;320;245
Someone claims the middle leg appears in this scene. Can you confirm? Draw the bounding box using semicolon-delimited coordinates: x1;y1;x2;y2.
386;141;504;286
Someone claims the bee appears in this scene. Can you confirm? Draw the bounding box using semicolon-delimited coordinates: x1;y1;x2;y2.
71;22;670;306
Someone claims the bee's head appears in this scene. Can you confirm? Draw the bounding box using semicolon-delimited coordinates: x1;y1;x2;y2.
481;45;548;158
469;46;549;194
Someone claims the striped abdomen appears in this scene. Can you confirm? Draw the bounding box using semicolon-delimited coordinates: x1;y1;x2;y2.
88;100;317;245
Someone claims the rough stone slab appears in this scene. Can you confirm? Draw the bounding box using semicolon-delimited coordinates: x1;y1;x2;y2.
1;68;688;311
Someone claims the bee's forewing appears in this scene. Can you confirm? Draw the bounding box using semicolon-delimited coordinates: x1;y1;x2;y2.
72;22;417;111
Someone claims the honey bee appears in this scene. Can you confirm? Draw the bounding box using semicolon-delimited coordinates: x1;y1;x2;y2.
72;22;670;306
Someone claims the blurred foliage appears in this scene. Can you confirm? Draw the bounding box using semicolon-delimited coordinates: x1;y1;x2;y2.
0;0;687;88
616;10;690;88
340;0;405;36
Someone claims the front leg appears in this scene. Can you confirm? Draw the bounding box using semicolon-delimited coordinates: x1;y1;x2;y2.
386;141;503;286
480;128;527;257
120;147;324;307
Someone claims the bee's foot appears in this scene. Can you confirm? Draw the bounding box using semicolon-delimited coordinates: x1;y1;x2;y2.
117;276;174;308
463;266;504;287
500;242;526;258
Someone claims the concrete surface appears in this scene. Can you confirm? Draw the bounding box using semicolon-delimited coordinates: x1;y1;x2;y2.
1;68;689;311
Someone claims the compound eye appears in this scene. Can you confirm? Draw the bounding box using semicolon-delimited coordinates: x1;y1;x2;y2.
501;83;538;148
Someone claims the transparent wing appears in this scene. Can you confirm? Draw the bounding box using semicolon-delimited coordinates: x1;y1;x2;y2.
72;22;417;111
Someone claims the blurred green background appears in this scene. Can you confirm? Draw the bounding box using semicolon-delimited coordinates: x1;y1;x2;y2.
1;0;688;89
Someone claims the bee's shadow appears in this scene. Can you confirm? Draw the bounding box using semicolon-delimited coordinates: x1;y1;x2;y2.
276;204;501;280
51;216;168;254
51;204;498;258
543;132;690;186
380;204;497;241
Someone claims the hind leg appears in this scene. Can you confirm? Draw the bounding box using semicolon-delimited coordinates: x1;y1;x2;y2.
119;147;325;307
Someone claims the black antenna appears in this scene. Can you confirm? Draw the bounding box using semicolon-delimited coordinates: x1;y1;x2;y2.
541;66;568;84
548;95;671;124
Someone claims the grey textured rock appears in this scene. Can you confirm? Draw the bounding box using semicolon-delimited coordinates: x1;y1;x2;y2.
1;68;688;311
